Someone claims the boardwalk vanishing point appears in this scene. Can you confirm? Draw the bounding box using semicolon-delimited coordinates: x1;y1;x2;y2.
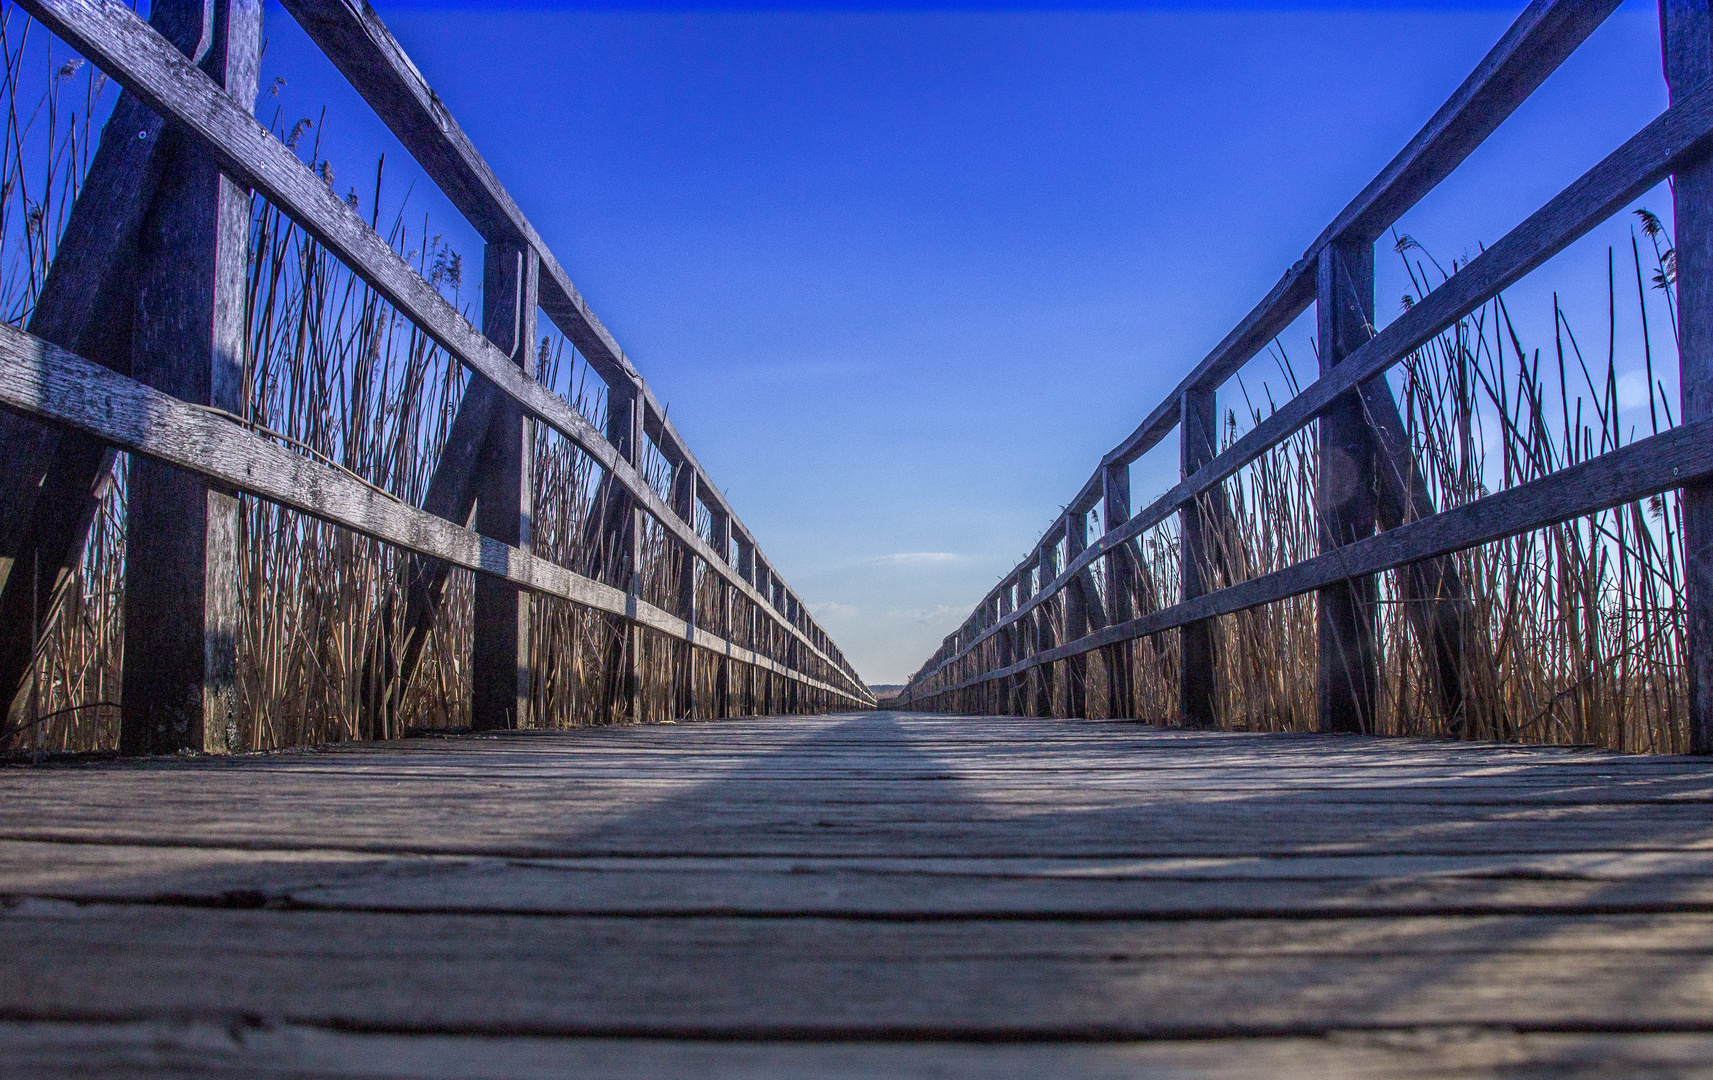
7;0;1713;1075
7;710;1713;1076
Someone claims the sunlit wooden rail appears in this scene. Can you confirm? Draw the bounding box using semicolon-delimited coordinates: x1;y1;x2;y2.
7;710;1713;1076
899;0;1713;751
0;0;872;754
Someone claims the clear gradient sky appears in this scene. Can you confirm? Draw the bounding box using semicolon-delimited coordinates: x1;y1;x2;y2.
259;0;1667;685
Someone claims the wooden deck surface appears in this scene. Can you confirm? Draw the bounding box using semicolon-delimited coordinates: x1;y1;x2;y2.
6;710;1713;1077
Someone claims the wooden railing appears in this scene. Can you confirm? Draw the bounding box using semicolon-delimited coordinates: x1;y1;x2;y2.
899;0;1713;753
0;0;873;754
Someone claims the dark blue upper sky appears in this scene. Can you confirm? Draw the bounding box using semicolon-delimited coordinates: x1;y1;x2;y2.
259;0;1666;682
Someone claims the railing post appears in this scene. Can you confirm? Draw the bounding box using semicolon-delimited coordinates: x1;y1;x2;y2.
997;582;1015;715
1064;515;1090;718
1315;241;1380;734
1014;567;1034;715
119;0;261;755
470;241;538;732
1102;463;1137;719
1179;387;1220;729
1667;0;1713;754
671;463;697;718
710;508;733;718
1035;545;1059;717
736;534;756;714
599;381;643;723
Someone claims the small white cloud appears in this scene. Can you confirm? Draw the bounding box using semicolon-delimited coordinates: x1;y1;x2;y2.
808;601;859;620
869;552;961;567
911;604;967;626
1617;371;1653;412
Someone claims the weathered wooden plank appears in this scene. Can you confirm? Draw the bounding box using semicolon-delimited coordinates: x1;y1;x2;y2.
8;905;1713;1038
0;321;863;705
908;80;1713;699
17;842;1713;919
915;418;1713;697
13;1023;1713;1080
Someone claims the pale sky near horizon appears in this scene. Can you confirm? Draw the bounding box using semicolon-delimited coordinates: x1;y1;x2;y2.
258;0;1670;685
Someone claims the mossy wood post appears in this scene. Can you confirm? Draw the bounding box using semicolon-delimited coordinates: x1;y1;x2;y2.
1667;0;1713;755
470;242;538;731
120;0;261;756
1314;241;1380;735
1179;387;1220;729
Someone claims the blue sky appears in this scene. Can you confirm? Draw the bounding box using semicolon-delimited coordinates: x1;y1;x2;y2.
258;0;1668;684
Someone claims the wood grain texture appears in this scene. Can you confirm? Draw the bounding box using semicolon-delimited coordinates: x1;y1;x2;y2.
3;711;1713;1074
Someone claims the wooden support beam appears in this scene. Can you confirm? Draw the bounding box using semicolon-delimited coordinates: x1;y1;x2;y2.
1315;241;1380;735
470;242;539;732
1668;0;1713;755
1179;387;1220;730
1365;378;1469;725
119;0;260;757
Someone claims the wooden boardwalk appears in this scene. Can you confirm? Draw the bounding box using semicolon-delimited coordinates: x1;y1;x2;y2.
6;711;1713;1077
